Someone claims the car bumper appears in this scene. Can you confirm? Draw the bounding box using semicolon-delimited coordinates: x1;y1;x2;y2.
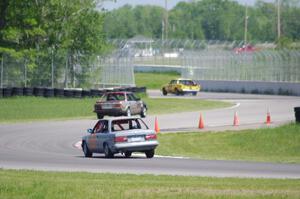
94;109;126;116
114;140;159;152
181;90;198;93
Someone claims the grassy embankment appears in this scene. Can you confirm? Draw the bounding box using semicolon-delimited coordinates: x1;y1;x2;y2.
157;123;300;163
135;71;180;89
0;72;230;122
0;96;229;123
0;169;299;199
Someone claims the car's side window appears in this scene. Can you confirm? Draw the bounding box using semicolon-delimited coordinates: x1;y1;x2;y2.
112;121;125;131
93;120;108;134
170;80;176;84
130;120;141;129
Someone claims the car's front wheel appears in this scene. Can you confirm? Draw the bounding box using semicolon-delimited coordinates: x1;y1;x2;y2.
145;149;155;158
124;151;132;158
126;108;131;117
83;142;92;158
104;143;114;158
140;107;147;118
162;88;167;96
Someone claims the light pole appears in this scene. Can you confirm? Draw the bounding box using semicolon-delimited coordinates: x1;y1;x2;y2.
164;0;168;41
277;0;281;39
244;4;249;44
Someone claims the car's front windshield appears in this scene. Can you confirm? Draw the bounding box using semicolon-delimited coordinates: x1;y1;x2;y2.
111;119;148;131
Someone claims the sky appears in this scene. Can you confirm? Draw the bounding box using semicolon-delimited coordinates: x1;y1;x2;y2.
102;0;274;10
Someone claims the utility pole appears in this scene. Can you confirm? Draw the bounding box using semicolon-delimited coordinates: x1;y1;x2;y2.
244;4;249;44
277;0;281;39
164;0;168;41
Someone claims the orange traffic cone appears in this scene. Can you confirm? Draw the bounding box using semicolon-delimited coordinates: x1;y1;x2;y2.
154;117;160;133
233;111;239;126
265;108;271;124
198;113;204;129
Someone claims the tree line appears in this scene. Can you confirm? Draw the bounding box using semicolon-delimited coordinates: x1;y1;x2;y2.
0;0;107;87
0;0;299;87
104;0;300;43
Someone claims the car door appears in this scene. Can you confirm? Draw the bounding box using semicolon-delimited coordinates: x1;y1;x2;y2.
168;80;177;93
95;120;110;153
88;121;101;152
88;120;108;153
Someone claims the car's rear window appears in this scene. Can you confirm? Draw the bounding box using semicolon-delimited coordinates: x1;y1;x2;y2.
106;93;125;101
111;119;148;131
179;80;195;86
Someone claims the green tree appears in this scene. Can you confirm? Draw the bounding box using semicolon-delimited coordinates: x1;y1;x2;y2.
0;0;107;87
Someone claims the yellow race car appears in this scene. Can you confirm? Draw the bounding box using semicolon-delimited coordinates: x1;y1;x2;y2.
162;79;201;96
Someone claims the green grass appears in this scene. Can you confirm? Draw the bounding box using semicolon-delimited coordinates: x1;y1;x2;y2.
0;170;299;199
0;97;97;122
0;96;230;123
135;72;180;89
157;124;300;163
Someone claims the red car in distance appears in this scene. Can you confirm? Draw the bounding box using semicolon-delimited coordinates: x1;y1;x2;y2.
234;44;256;54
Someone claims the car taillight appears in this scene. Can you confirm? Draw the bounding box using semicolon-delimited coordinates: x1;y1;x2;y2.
113;103;122;108
145;134;157;140
115;136;128;143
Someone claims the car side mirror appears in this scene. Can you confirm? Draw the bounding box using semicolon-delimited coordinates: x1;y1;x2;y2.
87;128;93;134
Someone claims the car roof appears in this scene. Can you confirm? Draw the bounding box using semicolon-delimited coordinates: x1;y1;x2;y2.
105;91;133;95
177;78;193;81
171;78;193;81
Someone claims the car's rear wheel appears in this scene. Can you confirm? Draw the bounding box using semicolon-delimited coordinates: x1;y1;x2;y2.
83;142;92;158
124;151;132;158
126;108;131;117
104;143;114;158
145;149;155;158
140;107;147;118
97;113;104;119
162;88;167;96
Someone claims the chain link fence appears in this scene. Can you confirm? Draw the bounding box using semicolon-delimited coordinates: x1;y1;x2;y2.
181;50;300;83
0;49;135;89
1;39;300;90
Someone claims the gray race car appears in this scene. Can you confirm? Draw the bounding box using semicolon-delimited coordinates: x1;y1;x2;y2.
82;117;159;158
94;92;147;119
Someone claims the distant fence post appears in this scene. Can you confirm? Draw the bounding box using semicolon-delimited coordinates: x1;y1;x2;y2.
51;48;54;88
1;55;3;88
24;59;27;87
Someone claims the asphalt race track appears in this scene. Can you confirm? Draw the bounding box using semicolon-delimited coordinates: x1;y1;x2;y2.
0;91;300;178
